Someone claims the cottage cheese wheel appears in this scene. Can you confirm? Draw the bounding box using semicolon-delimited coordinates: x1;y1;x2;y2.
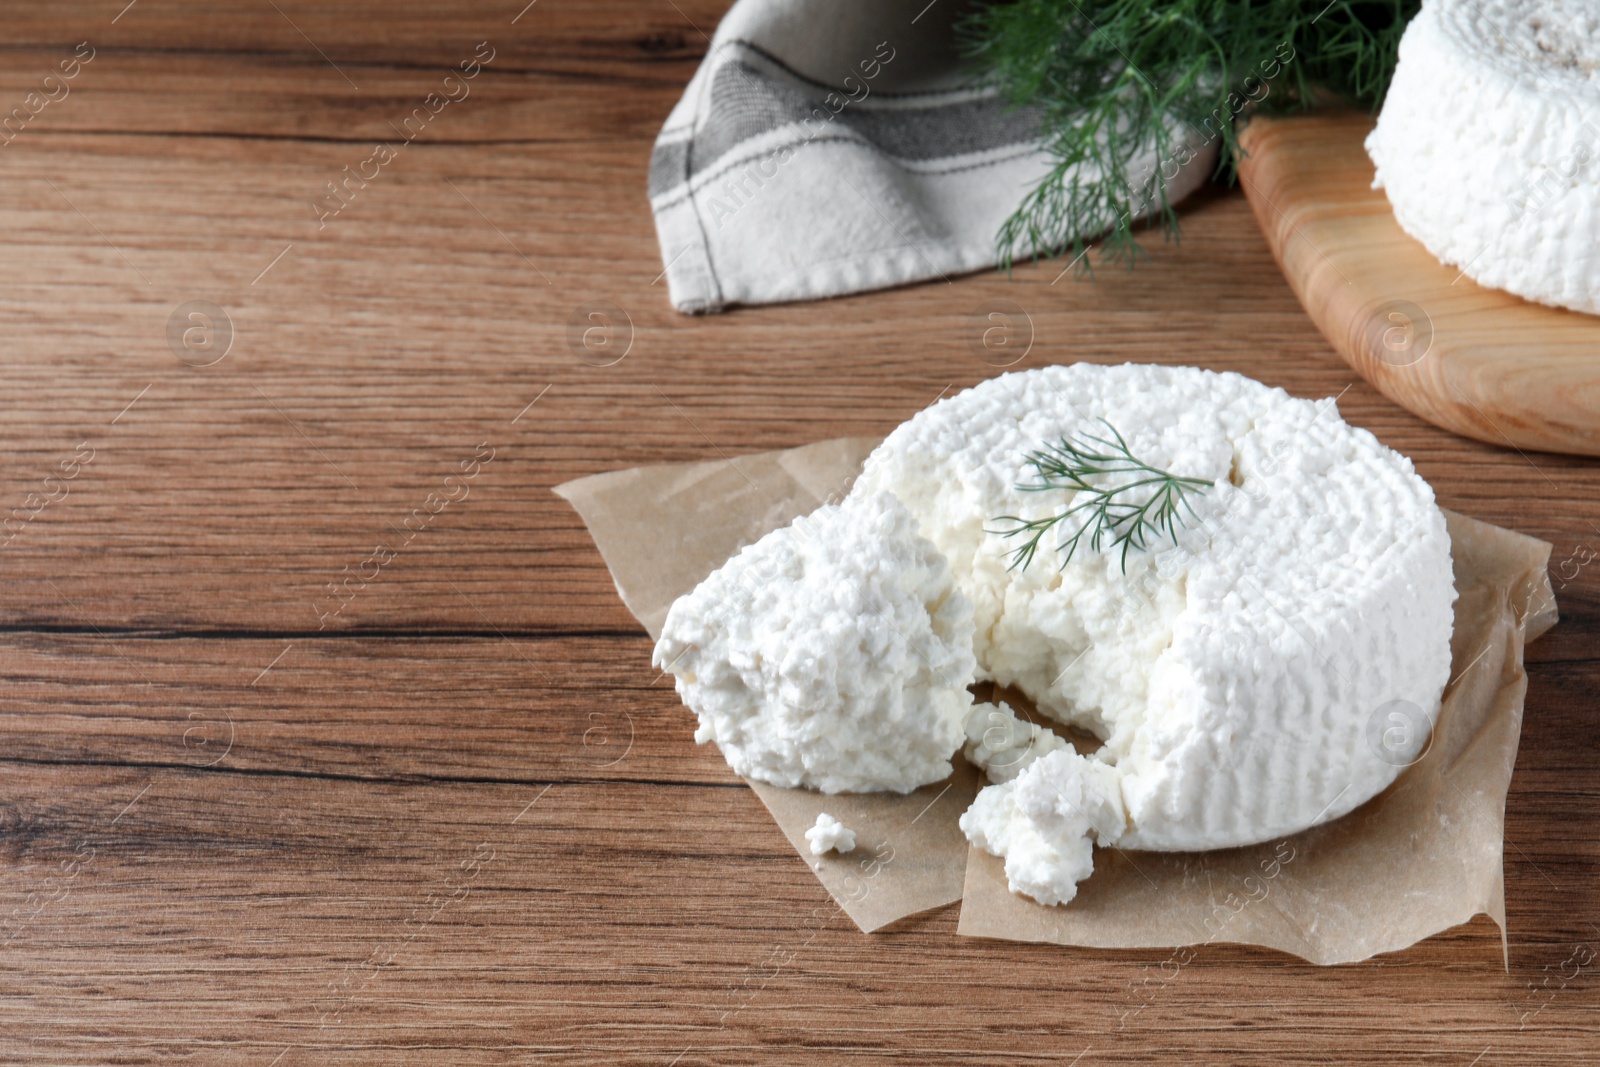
653;490;977;794
1367;0;1600;314
854;364;1457;904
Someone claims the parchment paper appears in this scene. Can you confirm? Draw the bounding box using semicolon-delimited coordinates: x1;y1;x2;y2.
556;439;1556;961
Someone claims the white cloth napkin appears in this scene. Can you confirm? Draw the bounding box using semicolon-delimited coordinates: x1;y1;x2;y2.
649;0;1216;313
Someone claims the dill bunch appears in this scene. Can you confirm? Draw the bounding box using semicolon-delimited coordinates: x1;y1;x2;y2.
992;420;1214;573
963;0;1419;271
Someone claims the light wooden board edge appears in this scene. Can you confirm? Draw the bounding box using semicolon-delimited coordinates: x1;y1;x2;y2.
1237;110;1600;458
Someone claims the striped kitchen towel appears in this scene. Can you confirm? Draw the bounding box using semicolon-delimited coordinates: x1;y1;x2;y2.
648;0;1216;313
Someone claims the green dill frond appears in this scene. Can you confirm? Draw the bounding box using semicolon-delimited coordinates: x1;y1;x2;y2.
962;0;1420;273
990;419;1213;573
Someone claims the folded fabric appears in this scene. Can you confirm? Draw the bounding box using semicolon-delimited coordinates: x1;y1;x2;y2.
649;0;1217;313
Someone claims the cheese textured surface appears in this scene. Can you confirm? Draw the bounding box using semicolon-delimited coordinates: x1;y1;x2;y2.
853;364;1456;903
963;700;1069;785
1367;0;1600;314
653;490;977;794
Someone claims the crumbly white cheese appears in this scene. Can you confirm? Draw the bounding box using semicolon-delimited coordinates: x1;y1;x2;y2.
1367;0;1600;314
653;489;977;793
854;364;1457;905
960;749;1126;906
805;812;857;856
963;700;1070;784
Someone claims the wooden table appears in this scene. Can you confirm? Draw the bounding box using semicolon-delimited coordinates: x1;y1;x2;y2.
2;3;1596;1063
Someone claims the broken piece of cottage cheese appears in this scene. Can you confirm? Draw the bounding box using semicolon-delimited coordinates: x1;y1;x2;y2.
853;363;1457;906
653;489;977;794
805;813;857;856
961;748;1127;906
963;701;1070;785
1367;0;1600;314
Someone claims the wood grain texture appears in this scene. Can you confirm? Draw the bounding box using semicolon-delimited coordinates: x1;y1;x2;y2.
0;3;1597;1064
1237;109;1600;458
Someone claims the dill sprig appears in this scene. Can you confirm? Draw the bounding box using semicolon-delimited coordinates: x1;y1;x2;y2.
992;420;1213;573
962;0;1420;272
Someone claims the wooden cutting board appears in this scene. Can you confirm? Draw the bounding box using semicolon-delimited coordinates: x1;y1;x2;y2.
1237;110;1600;457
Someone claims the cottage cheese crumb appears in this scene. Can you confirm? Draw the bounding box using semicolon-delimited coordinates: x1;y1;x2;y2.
653;490;977;793
960;749;1125;906
805;812;857;856
963;701;1070;784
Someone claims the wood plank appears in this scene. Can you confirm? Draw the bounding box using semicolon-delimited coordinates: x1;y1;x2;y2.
5;0;720;74
0;762;1595;1065
0;138;1596;631
0;632;731;784
0;49;692;144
